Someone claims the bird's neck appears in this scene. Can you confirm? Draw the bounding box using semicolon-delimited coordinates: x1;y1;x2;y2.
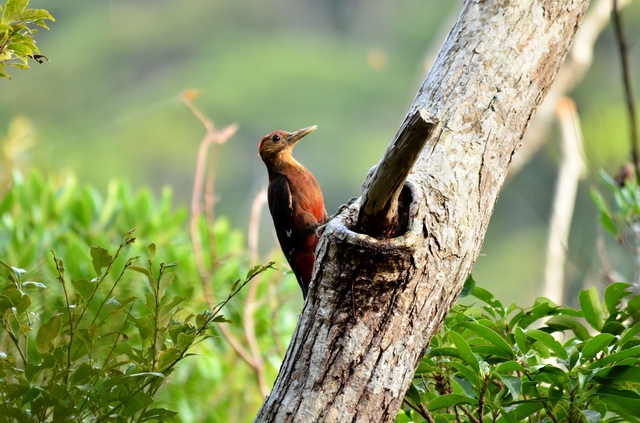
265;151;305;179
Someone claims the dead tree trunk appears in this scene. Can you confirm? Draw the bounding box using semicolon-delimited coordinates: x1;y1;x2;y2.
254;1;589;421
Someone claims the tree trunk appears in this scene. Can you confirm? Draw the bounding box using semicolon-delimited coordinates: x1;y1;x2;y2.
254;1;589;421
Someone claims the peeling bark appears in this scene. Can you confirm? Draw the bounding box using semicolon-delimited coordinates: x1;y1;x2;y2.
254;1;589;422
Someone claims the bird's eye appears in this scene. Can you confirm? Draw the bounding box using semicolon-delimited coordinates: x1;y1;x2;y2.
272;135;281;142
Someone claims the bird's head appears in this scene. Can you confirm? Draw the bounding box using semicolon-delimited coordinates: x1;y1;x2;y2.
258;126;317;163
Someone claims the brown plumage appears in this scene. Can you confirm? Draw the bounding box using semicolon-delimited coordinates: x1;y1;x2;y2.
258;126;328;298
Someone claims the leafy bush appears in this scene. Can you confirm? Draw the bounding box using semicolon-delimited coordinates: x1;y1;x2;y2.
0;169;300;422
0;230;273;421
0;0;54;79
398;278;640;423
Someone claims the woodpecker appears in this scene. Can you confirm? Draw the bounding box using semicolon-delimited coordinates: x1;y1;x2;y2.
259;126;328;298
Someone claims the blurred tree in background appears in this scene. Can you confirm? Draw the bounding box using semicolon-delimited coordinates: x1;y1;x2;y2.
1;0;639;306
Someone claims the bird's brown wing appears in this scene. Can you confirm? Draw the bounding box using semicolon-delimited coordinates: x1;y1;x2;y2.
267;174;308;297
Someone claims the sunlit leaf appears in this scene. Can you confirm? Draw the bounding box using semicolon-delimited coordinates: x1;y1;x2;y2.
90;246;112;277
448;331;479;372
458;322;514;358
579;287;603;332
589;345;640;369
426;394;478;411
525;329;567;360
582;333;615;362
545;315;590;341
71;278;94;302
604;282;633;315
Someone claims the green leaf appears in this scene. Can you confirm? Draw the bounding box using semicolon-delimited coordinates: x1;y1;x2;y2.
545;315;591;341
599;212;617;236
495;361;524;374
498;375;521;400
515;327;528;355
0;287;28;314
534;364;570;385
448;331;479;372
148;243;156;262
71;278;95;302
596;387;640;418
516;299;559;329
35;314;61;353
405;383;422;405
7;42;32;58
589;345;640;369
581;333;615;362
626;295;640;321
20;8;54;22
426;394;478;411
157;347;180;371
499;401;545;422
471;286;502;308
160;295;186;321
451;361;479;388
604;282;633;315
1;0;29;24
427;347;462;360
90;246;112;277
0;63;9;79
177;332;196;350
132;314;154;341
71;362;95;385
458;322;514;358
460;274;475;297
211;314;231;324
140;408;178;422
593;365;640;384
525;329;568;359
601;320;625;335
580;287;604;332
128;265;155;292
21;281;46;290
122;392;153;417
620;322;640;347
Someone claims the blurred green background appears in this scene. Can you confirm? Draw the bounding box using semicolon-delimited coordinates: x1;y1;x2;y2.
3;0;640;305
2;1;640;419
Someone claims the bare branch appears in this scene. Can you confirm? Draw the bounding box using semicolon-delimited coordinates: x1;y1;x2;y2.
181;90;265;381
542;97;586;304
358;109;438;237
612;0;640;180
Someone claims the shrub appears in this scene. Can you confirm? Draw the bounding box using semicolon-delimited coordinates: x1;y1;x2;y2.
0;231;273;421
0;0;54;79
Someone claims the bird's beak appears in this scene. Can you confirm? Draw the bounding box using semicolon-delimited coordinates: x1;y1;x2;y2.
287;125;317;145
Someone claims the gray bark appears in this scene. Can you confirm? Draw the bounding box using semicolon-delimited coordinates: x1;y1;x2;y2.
254;0;590;421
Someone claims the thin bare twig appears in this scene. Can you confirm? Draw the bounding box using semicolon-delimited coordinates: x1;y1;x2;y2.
244;189;270;396
402;399;436;423
181;90;261;374
456;405;480;423
612;0;640;180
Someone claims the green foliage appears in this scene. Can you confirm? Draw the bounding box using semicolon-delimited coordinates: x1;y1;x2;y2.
399;281;640;423
0;231;274;421
0;169;300;422
0;0;53;79
591;170;640;240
